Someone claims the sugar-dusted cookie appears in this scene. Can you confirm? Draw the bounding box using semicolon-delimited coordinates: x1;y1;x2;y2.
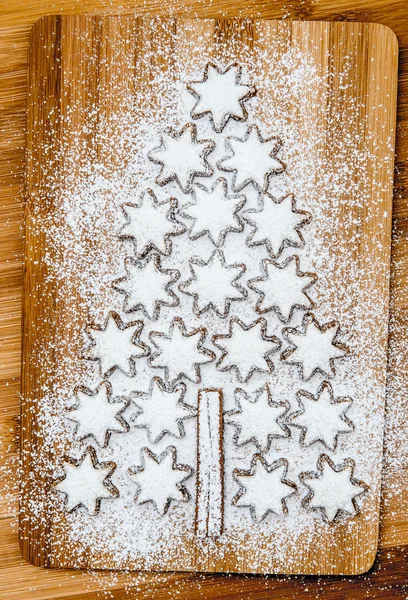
148;123;215;193
232;455;297;523
82;312;150;378
289;381;353;451
120;189;185;259
281;313;348;381
55;447;118;515
129;446;193;516
113;253;180;320
224;384;289;454
179;249;246;318
213;317;281;383
187;62;255;133
149;317;215;384
218;125;284;192
67;381;129;448
248;255;316;322
243;193;311;258
181;178;246;247
300;454;368;523
131;376;196;444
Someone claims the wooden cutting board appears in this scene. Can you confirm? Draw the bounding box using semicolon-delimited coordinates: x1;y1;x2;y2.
22;15;398;575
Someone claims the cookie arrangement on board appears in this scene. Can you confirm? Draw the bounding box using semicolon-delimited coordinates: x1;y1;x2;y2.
55;62;368;532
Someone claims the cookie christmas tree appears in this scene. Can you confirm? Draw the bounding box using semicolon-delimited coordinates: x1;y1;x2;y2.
56;62;367;536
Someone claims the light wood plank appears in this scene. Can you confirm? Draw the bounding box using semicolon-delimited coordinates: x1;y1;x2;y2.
22;15;397;575
0;0;407;597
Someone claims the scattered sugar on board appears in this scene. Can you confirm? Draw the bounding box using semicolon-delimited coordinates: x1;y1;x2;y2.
6;14;401;586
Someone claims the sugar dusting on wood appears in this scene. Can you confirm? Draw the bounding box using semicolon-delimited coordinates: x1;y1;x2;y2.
15;16;399;581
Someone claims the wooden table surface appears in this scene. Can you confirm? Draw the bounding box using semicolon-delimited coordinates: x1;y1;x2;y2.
0;0;408;598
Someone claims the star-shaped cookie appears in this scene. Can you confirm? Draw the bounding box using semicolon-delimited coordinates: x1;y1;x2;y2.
67;381;129;448
179;249;246;318
243;193;311;258
233;455;297;523
120;189;185;259
131;377;196;443
113;253;180;320
83;312;150;378
181;178;246;247
224;384;289;453
187;62;255;132
289;381;353;451
281;313;348;380
213;317;281;383
300;454;368;522
129;446;193;516
248;255;316;322
149;317;215;384
148;123;215;193
217;125;284;192
55;447;118;515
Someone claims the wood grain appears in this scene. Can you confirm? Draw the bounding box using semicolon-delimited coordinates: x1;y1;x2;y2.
0;0;407;597
22;15;398;575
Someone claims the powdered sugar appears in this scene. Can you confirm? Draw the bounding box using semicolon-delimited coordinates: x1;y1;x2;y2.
22;18;396;574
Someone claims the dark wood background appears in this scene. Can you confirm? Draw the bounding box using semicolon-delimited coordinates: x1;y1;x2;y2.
0;0;408;597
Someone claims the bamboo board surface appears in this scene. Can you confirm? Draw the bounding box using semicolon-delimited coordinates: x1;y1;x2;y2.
21;15;397;575
0;0;407;598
